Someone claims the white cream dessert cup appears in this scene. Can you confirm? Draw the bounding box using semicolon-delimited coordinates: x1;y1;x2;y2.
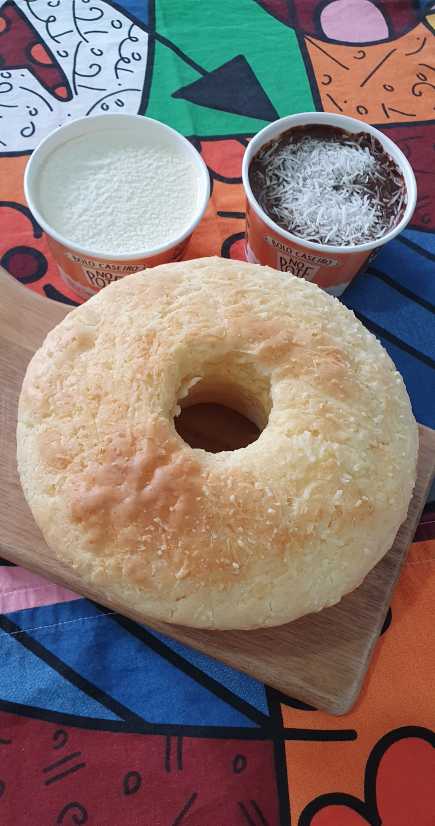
25;114;210;300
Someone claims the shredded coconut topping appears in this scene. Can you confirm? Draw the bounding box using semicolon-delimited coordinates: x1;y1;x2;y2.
249;128;406;247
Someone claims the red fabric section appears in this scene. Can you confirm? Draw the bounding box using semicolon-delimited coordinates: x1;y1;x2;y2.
0;710;279;825
0;1;71;100
377;736;435;826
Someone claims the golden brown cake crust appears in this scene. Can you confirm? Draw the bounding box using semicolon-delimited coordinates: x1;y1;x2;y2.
17;257;418;629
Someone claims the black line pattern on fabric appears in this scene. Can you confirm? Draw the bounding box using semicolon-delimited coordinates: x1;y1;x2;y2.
0;604;357;740
367;267;435;313
107;0;208;105
19;85;53;112
106;613;269;727
56;802;88;824
0;695;357;742
251;798;269;825
0;201;42;237
20;0;73;99
177;735;183;770
171;792;198;825
43;751;82;773
360;49;396;88
209;168;242;185
221;231;246;259
280;729;357;741
85;87;141;114
238;799;270;825
71;41;81;95
165;735;171;772
154;30;206;75
352;309;435;369
239;801;257;825
137;0;155;114
295;28;322;112
305;37;349;70
45;761;86;786
43;285;79;305
123;770;141;796
272;690;316;712
326;92;343;111
266;687;291;826
300;792;370;826
0;615;147;725
299;726;435;826
194;132;253;142
53;729;69;749
372;118;435;131
380;607;392;637
76;82;107;92
2;245;47;284
233;753;247;773
217;211;245;219
415;507;435;541
405;37;427;57
386;106;416;117
397;234;435;261
173;54;278;121
418;62;435;73
115;22;139;79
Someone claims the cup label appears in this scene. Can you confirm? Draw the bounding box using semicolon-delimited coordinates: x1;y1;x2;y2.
275;250;319;280
263;235;339;268
245;199;372;291
46;236;191;297
65;252;145;289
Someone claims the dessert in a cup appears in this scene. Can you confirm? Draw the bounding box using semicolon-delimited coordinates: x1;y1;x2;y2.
242;113;416;294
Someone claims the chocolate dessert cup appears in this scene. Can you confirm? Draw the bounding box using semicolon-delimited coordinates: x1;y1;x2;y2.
242;113;417;295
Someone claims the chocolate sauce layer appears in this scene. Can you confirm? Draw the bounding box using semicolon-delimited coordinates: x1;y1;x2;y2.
249;124;406;247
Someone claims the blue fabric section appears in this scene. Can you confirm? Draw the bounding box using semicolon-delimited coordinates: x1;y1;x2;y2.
403;227;435;250
6;600;257;727
0;624;118;719
149;629;269;715
343;273;434;361
373;231;435;305
343;228;435;430
114;0;150;27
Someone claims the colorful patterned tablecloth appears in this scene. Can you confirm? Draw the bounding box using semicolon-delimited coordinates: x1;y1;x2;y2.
1;2;435;824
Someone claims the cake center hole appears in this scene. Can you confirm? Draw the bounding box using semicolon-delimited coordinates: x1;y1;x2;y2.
174;373;270;454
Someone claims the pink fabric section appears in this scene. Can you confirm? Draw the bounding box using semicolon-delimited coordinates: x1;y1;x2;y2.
0;567;80;613
320;0;389;42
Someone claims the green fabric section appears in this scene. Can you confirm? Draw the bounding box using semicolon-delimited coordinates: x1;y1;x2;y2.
146;0;314;136
146;39;201;135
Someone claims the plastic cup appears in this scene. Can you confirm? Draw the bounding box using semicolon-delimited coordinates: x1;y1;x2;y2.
24;114;210;300
242;112;417;295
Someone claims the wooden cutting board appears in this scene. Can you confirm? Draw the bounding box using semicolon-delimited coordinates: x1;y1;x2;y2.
1;266;434;715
